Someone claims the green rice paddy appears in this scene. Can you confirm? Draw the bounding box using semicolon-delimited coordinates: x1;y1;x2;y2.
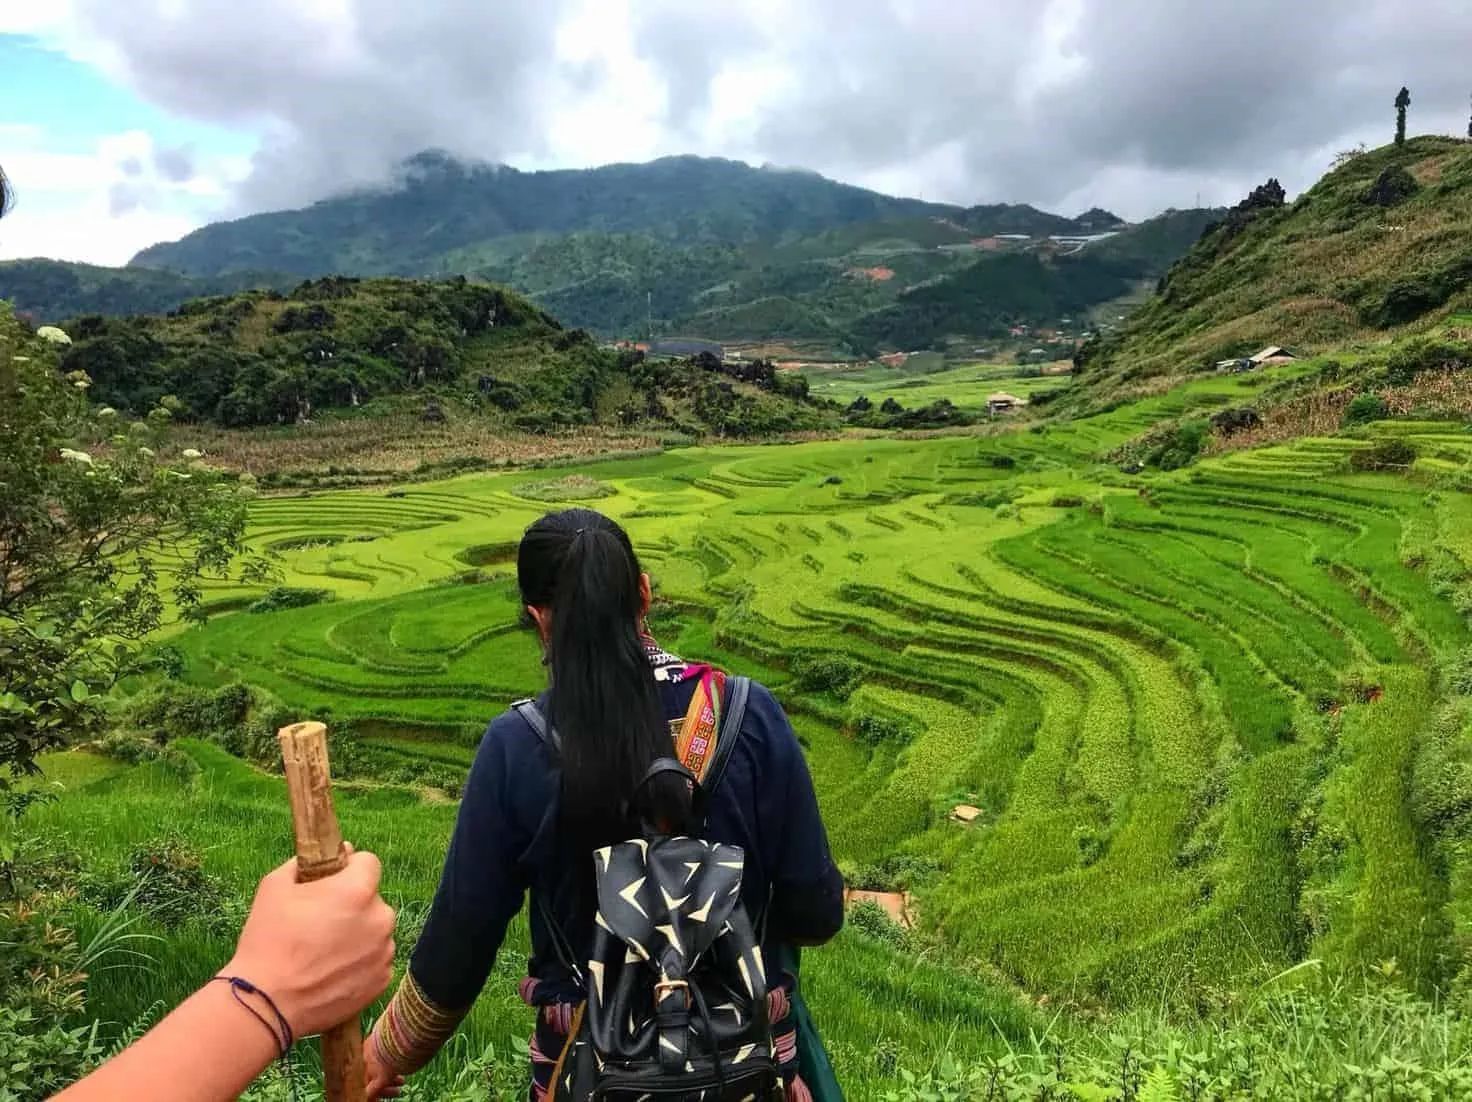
800;359;1071;411
32;360;1472;1096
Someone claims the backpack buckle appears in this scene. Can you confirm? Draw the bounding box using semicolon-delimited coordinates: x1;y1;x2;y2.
654;978;691;1008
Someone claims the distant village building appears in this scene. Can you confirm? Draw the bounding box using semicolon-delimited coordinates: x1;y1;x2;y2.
1215;346;1298;373
878;352;909;368
987;392;1028;415
1251;346;1298;366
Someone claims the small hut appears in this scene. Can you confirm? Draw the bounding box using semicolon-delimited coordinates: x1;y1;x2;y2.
1250;346;1297;366
987;392;1028;415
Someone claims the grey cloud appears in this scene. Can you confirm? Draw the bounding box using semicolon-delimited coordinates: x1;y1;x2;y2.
632;0;1472;214
120;156;144;178
71;0;584;211
70;0;1472;221
627;2;769;132
108;181;147;216
152;144;197;183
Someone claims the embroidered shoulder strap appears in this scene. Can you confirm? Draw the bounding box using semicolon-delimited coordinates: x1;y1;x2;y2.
705;674;750;794
511;675;751;798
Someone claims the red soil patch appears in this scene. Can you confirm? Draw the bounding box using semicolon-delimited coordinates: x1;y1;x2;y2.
844;889;915;929
848;266;896;282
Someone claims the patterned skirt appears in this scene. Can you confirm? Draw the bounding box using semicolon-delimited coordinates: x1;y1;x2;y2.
519;977;810;1102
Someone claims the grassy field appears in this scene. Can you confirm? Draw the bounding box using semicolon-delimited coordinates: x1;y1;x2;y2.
24;355;1472;1097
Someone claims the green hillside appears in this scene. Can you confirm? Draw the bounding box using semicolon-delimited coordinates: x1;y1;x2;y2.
54;277;835;435
852;251;1137;351
1077;136;1472;385
0;258;293;320
1077;206;1223;274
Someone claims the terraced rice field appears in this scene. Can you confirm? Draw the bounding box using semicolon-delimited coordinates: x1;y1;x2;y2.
800;359;1072;411
124;362;1472;1019
41;359;1472;1094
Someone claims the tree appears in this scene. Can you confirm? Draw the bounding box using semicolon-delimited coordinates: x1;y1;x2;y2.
1467;91;1471;140
1395;86;1411;146
0;306;260;821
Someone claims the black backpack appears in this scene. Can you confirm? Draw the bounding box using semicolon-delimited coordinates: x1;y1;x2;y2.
513;677;784;1102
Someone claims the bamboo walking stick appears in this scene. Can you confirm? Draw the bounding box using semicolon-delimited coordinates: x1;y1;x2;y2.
279;721;368;1102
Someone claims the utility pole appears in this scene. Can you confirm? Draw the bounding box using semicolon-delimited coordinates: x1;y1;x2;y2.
647;291;652;342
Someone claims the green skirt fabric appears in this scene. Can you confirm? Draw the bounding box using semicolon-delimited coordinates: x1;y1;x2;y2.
779;946;844;1102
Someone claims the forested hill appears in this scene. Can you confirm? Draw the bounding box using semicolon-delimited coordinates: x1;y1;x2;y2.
0;259;294;321
129;153;1113;277
2;155;1220;351
847;207;1220;352
1075;136;1472;387
55;276;835;436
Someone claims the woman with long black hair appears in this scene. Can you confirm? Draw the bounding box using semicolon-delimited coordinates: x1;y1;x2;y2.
365;508;844;1100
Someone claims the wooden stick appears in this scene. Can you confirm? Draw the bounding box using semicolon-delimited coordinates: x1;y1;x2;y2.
279;721;367;1102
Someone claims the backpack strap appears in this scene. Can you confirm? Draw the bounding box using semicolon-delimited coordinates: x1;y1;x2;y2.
512;697;558;752
703;675;750;797
640;756;696;789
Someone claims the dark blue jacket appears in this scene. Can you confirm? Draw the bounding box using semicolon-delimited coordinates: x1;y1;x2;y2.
410;677;845;1010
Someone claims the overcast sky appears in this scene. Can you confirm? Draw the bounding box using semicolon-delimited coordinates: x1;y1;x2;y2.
3;0;1469;264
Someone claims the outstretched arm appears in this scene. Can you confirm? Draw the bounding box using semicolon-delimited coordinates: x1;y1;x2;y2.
54;850;395;1102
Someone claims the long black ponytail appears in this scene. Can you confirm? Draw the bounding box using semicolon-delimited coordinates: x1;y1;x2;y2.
518;508;692;846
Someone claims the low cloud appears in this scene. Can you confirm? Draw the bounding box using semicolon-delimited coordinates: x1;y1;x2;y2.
36;0;1472;221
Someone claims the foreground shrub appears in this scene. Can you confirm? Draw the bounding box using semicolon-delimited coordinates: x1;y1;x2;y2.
792;652;863;699
94;732;200;783
512;475;615;502
0;842;100;1099
1383;338;1472;387
82;835;227;931
852;713;915;747
846;900;915;953
1349;439;1418;472
1111;417;1212;472
1411;698;1472;842
248;586;332;613
1342;392;1390;427
850;854;940;892
0;1008;103;1101
119;682;301;769
943;488;1018;509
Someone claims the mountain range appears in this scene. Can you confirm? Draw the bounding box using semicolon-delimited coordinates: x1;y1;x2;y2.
1;154;1219;352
